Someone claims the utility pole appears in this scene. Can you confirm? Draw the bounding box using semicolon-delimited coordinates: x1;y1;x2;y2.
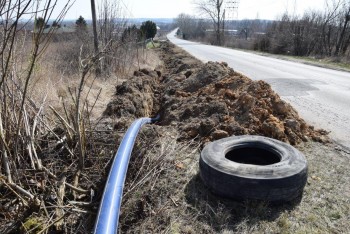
90;0;100;75
224;0;239;36
225;0;239;20
222;9;225;44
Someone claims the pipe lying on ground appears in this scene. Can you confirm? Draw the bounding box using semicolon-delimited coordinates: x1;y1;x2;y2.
94;116;159;234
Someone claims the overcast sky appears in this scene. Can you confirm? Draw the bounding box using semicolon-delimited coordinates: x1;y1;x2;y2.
58;0;326;20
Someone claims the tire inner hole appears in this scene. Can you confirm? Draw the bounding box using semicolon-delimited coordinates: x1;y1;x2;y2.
225;146;281;165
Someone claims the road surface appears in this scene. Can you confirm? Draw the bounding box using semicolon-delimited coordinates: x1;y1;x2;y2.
167;30;350;149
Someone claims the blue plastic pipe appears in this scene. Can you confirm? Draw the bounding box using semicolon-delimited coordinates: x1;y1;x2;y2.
94;116;159;234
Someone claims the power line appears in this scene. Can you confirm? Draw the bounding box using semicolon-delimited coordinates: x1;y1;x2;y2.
120;0;134;18
225;0;239;20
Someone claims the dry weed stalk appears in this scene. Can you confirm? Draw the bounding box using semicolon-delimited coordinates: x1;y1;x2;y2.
0;1;105;232
0;1;156;232
119;128;200;232
0;0;72;195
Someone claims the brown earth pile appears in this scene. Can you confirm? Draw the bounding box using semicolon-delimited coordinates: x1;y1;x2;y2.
104;68;161;122
105;41;328;145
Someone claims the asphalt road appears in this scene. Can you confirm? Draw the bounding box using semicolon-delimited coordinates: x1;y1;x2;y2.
167;30;350;149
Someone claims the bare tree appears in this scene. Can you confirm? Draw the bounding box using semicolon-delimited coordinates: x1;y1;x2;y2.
194;0;225;45
254;0;350;58
176;13;208;40
91;0;100;75
176;13;196;39
334;1;350;55
0;1;74;229
97;0;127;76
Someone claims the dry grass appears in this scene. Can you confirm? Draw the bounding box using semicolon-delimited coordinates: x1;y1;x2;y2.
119;126;350;234
119;125;201;233
24;38;162;122
0;30;163;232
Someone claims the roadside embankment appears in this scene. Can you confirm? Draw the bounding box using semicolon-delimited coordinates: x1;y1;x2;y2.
100;40;350;233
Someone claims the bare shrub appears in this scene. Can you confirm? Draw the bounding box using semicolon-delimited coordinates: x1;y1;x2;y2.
254;0;350;57
253;35;271;51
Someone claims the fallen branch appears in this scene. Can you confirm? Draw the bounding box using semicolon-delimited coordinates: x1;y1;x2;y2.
54;169;66;231
1;178;40;206
37;213;68;234
42;166;89;194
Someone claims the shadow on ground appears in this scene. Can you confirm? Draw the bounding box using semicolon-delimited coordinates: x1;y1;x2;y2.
184;174;302;232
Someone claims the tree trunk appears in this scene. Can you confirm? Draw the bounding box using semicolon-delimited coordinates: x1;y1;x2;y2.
341;32;350;55
216;0;221;45
334;10;350;56
90;0;100;75
222;9;225;44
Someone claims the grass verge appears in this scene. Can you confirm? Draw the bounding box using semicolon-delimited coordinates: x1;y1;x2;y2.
146;41;161;49
120;128;350;233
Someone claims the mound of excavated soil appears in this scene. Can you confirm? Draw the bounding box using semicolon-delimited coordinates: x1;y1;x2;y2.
104;68;161;121
104;41;328;145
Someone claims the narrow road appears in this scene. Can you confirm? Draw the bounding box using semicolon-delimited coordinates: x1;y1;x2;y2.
168;30;350;149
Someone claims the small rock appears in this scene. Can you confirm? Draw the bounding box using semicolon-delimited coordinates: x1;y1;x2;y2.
225;89;236;99
187;129;198;138
175;90;191;97
237;92;256;111
301;135;309;142
174;75;186;82
148;70;159;78
285;118;301;131
274;101;291;115
211;130;229;140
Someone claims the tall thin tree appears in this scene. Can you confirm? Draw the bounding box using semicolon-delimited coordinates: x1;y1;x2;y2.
90;0;100;75
195;0;225;45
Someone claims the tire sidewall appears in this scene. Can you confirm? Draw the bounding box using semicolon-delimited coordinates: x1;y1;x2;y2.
199;135;308;201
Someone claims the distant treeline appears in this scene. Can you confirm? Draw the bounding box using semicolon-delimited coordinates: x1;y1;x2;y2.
256;1;350;57
176;0;350;58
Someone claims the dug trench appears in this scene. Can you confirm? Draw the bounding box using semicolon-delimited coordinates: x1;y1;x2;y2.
103;41;350;233
105;41;328;145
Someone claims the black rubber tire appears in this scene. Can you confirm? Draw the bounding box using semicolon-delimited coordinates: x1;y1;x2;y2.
199;135;308;202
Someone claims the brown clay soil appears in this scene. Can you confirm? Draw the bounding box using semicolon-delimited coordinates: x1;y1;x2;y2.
105;41;328;146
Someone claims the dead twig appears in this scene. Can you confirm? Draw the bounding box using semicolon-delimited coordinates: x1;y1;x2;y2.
37;213;68;234
54;168;67;231
41;166;89;194
1;178;40;206
169;196;179;207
